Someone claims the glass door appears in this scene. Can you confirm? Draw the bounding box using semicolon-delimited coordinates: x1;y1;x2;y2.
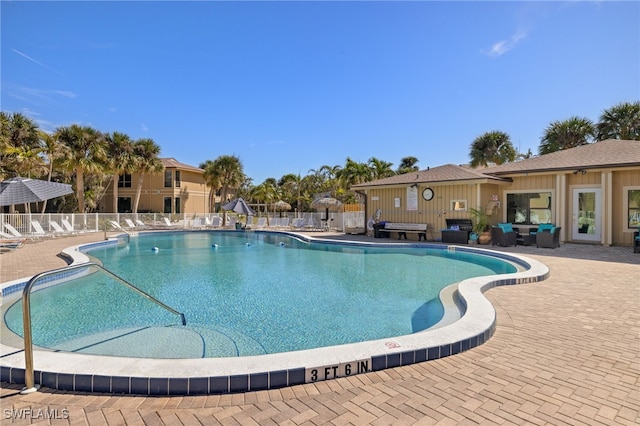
572;188;601;241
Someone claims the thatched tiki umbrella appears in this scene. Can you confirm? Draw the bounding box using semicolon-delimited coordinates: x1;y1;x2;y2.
310;195;343;221
272;200;292;217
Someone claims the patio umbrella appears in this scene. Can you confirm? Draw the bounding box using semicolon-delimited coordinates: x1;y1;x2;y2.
221;198;256;225
311;196;343;220
0;176;73;207
272;200;291;217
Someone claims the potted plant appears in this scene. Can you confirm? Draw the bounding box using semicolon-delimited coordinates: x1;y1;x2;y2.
469;207;492;244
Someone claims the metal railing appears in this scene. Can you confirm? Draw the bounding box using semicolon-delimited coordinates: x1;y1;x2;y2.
20;262;186;393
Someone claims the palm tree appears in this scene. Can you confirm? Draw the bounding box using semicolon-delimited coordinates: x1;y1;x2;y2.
251;180;277;225
469;131;516;167
596;101;640;141
0;112;42;179
39;130;67;213
396;156;419;174
200;159;221;214
56;125;107;212
539;117;595;155
203;155;244;225
105;132;136;212
131;138;163;214
368;157;395;180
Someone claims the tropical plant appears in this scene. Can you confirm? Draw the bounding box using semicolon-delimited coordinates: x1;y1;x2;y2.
469;131;516;167
469;207;491;235
539;116;595;155
596;101;640;141
39;130;68;213
396;156;419;174
368;157;395;179
105;131;136;213
0;112;42;180
202;155;245;224
131;138;163;213
56;124;107;212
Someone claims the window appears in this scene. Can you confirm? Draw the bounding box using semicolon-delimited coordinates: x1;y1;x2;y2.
163;197;172;213
117;197;131;213
175;170;181;188
450;199;467;212
627;188;640;228
174;197;181;214
164;171;173;188
118;173;132;188
506;192;552;224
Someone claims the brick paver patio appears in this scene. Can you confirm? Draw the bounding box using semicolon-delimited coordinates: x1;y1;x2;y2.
1;232;638;425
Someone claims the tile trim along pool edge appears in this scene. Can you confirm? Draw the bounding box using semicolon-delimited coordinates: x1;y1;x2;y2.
1;230;550;395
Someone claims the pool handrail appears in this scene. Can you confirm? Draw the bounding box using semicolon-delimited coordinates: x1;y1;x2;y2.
20;262;186;393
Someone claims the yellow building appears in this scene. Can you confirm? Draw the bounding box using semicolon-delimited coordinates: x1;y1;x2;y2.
100;158;211;214
352;140;640;246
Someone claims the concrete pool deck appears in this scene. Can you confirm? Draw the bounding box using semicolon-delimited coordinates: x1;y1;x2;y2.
1;231;638;424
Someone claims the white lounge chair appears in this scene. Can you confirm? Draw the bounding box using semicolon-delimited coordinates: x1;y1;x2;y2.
61;219;79;233
3;223;43;241
124;218;138;229
135;219;148;228
110;220;125;231
49;220;70;236
30;220;51;237
291;218;305;230
255;217;267;229
163;217;173;227
211;216;222;228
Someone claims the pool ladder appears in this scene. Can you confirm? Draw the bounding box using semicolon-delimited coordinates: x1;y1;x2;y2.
19;262;186;394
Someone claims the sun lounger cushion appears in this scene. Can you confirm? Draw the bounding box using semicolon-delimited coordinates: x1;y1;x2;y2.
497;223;514;233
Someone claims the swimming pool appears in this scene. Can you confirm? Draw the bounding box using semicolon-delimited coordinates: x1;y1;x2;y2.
0;231;550;394
4;232;516;358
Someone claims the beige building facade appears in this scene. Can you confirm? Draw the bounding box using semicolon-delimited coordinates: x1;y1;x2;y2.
100;158;211;215
352;140;640;247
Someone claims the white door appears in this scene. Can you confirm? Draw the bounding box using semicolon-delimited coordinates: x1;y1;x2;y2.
572;188;601;242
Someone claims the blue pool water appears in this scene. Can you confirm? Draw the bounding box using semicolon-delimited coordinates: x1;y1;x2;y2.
4;232;516;358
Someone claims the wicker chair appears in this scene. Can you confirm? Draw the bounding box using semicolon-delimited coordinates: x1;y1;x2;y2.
536;227;561;248
491;226;518;247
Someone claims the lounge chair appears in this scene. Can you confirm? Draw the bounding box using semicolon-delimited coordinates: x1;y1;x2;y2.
135;219;148;228
163;217;174;227
61;218;82;234
49;220;71;236
255;217;267;229
124;218;138;229
0;237;25;251
211;216;222;228
536;226;561;248
110;220;125;231
30;220;51;238
291;218;305;230
4;223;43;241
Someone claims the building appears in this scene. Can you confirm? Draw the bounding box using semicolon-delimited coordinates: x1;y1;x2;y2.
352;139;640;246
100;158;211;215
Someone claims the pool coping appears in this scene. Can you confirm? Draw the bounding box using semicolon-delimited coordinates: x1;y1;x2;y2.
1;230;550;395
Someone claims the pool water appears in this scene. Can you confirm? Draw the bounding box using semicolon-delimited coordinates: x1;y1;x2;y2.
4;232;516;358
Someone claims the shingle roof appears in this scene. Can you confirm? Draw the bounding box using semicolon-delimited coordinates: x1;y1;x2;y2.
484;139;640;175
351;163;510;188
161;158;203;173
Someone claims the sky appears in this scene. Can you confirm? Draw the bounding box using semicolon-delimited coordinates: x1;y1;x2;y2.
2;1;639;184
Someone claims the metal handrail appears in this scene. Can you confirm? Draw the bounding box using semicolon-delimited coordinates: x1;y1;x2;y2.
20;262;186;393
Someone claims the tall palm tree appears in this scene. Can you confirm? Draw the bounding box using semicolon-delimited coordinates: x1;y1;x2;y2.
105;132;136;213
38;130;68;213
56;125;106;212
251;180;278;224
203;155;244;225
368;157;395;180
596;101;640;141
539;117;595;155
200;159;221;213
469;131;516;167
131;138;163;214
396;156;419;174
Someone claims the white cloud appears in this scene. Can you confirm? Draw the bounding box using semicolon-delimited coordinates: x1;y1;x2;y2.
141;123;149;132
4;84;77;105
53;90;78;98
486;31;527;57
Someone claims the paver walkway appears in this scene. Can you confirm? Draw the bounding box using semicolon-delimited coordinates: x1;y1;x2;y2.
1;232;638;425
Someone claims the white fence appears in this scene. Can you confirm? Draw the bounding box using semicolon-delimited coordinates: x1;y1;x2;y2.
1;211;366;237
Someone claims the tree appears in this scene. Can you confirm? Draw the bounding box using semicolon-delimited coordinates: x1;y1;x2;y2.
396;156;419;174
131;138;163;214
202;155;245;225
200;159;220;214
0;112;42;179
368;157;395;180
469;131;516;167
251;180;277;225
39;130;68;213
596;101;640;141
105;132;136;213
56;125;107;212
539;117;595;155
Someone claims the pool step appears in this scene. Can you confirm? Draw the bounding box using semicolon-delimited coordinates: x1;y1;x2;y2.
51;324;267;358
